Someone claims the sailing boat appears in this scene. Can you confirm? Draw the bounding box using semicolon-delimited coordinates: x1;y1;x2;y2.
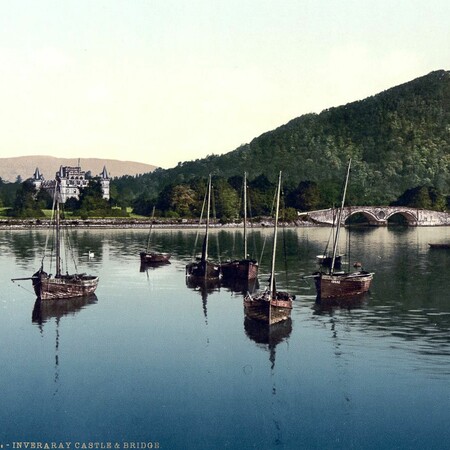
140;206;171;264
13;177;99;300
185;174;221;279
244;172;294;325
220;172;259;280
312;160;374;300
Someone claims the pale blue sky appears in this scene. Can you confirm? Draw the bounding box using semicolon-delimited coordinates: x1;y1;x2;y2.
0;0;448;168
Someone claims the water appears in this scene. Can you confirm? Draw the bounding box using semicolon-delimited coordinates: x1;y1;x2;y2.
1;226;449;449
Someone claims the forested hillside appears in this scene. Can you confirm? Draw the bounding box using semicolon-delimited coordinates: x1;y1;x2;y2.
113;70;449;208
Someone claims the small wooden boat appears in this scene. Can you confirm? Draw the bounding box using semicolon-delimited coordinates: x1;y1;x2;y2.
244;172;294;325
221;173;259;280
186;175;221;280
428;243;450;249
140;206;171;264
140;251;171;264
312;160;374;300
13;178;99;300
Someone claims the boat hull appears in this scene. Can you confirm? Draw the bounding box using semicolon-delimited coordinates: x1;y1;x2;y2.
428;243;450;249
140;251;171;264
33;271;99;300
314;271;373;299
220;259;258;280
244;291;293;325
186;260;221;280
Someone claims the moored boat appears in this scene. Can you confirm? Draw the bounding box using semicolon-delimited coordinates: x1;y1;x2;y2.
221;172;259;280
244;172;294;325
428;243;450;249
186;174;221;280
13;176;99;300
140;206;171;264
140;251;171;264
312;160;374;300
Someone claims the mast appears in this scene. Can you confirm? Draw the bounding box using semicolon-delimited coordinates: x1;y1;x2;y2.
269;171;282;299
201;175;212;265
243;172;247;259
330;159;351;274
55;179;61;277
146;206;156;252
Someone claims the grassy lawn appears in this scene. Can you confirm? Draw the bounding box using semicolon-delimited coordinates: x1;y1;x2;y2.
0;206;152;221
0;207;11;217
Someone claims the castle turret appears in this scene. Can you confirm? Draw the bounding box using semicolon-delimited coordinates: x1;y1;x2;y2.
99;166;110;200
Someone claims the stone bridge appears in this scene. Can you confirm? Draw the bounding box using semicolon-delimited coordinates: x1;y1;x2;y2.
298;206;450;226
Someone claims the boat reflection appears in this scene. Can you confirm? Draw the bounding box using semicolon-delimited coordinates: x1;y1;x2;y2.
244;315;292;369
186;277;221;321
221;276;260;295
32;294;98;326
140;261;171;273
313;292;368;315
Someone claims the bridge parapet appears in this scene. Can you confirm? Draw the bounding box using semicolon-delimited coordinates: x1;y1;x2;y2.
298;207;450;226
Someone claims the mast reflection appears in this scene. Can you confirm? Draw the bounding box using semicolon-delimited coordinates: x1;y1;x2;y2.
244;315;292;369
31;294;98;394
185;278;221;323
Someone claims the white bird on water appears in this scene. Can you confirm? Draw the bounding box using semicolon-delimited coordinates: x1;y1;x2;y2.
88;250;94;258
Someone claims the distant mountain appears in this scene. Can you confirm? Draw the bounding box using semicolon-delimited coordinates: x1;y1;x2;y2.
130;69;449;205
0;156;156;182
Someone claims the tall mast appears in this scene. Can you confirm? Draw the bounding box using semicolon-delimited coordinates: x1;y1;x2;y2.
243;172;247;259
201;175;212;265
55;179;61;277
330;159;351;274
146;206;156;252
269;171;282;299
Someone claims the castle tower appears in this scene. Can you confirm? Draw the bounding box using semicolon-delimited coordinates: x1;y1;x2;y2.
99;166;110;200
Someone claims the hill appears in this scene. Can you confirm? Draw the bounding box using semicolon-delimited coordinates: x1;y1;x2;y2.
0;156;156;182
127;70;449;206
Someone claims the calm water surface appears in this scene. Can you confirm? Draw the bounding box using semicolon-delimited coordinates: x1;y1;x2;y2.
1;226;449;449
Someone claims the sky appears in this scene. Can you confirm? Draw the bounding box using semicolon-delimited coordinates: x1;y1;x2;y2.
0;0;449;169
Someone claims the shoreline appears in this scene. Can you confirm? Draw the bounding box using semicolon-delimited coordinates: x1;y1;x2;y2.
0;217;449;229
0;218;316;230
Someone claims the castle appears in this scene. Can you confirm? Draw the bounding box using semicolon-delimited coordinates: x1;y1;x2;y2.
32;164;110;203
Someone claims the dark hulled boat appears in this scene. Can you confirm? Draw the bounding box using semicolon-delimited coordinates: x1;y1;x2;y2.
428;243;450;249
312;160;374;300
140;206;171;264
13;177;99;300
220;173;259;280
186;175;221;280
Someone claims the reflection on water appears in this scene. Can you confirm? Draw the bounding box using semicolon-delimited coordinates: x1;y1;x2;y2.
185;277;221;321
244;316;292;369
30;294;98;396
139;261;171;273
32;294;98;326
313;293;369;314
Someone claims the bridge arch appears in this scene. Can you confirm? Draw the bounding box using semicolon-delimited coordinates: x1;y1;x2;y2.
385;210;418;225
343;209;379;225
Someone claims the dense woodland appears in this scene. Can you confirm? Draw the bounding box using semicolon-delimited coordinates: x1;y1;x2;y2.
1;70;449;219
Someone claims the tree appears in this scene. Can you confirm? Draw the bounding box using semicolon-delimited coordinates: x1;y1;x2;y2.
212;177;239;221
77;179;111;216
10;180;44;218
287;181;321;211
391;185;446;210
